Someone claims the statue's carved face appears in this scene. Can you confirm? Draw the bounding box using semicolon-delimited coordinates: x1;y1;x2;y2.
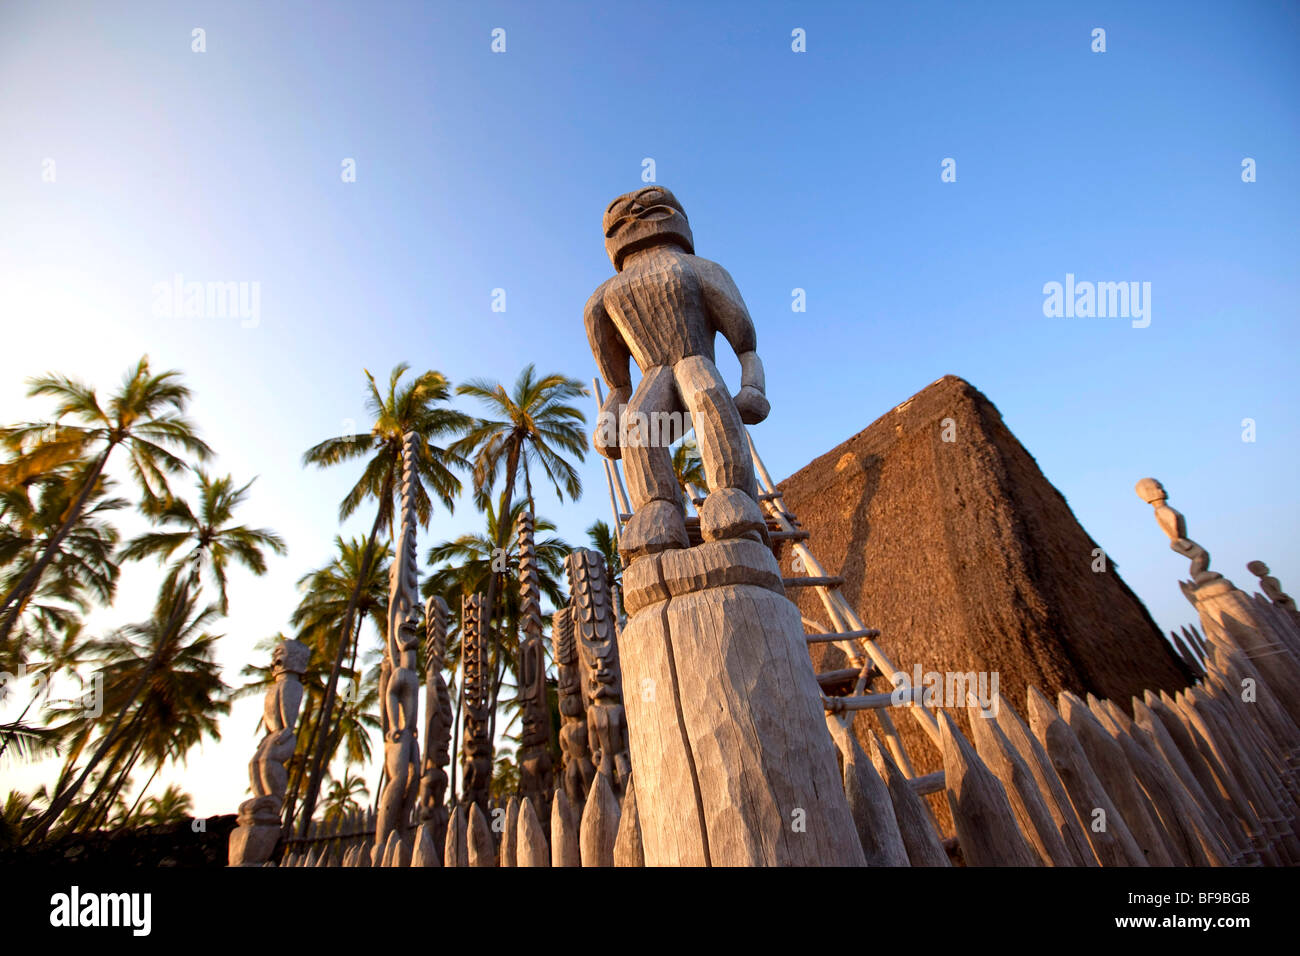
274;639;311;677
1135;477;1167;505
603;186;695;271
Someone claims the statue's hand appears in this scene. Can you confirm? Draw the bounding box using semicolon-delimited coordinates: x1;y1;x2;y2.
733;384;770;425
595;386;630;460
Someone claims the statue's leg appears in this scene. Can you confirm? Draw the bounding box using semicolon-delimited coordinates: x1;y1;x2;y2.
672;355;767;543
619;364;688;561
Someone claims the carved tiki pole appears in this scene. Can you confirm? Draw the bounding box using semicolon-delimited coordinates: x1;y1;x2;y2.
1137;478;1300;727
461;593;493;812
418;595;453;852
566;549;631;795
516;511;556;821
228;637;310;866
373;431;423;865
552;606;596;805
584;186;864;865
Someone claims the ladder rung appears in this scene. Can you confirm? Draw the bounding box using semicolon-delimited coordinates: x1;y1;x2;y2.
815;668;863;686
805;627;880;644
909;771;945;796
783;575;844;588
770;530;809;542
822;692;895;711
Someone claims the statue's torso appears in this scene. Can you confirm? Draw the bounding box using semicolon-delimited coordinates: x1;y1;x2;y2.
602;249;714;369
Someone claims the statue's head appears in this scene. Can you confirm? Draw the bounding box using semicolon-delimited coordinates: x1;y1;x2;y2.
274;638;311;677
1134;477;1167;505
1246;560;1269;577
603;186;694;271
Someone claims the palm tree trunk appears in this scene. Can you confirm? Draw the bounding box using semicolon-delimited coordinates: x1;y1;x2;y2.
295;493;389;838
85;732;146;832
26;575;192;844
0;445;113;645
124;762;163;826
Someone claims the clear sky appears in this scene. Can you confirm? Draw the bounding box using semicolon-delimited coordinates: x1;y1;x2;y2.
2;0;1297;815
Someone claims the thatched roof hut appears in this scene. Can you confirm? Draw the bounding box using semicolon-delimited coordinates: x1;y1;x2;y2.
774;375;1192;835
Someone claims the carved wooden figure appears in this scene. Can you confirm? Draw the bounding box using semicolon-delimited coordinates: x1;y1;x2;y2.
516;511;555;821
566;549;631;792
583;187;863;865
461;593;493;812
418;595;453;853
228;637;311;866
552;607;596;805
373;432;423;866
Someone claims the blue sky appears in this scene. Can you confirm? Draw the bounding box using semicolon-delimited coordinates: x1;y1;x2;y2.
2;0;1297;814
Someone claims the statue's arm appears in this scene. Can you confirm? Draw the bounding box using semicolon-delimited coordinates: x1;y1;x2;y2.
584;282;632;459
694;257;770;425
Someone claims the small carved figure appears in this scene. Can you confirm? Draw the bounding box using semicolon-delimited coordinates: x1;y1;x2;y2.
566;549;630;791
418;596;453;849
1135;477;1222;585
1247;560;1298;614
516;511;555;820
552;607;596;804
461;593;493;812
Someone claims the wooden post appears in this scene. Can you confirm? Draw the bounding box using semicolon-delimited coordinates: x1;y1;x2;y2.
412;822;440;867
1057;692;1177;867
444;804;468;867
468;802;495;867
501;795;520;867
966;695;1079;866
938;711;1037;866
865;732;949;867
516;798;550;867
826;717;909;866
1025;687;1147;867
613;775;645;867
550;789;581;867
579;772;621;867
993;695;1098;865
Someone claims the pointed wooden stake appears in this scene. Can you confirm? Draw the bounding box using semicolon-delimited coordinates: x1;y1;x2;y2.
1058;691;1176;867
993;695;1098;865
938;710;1037;866
551;789;581;867
516;797;550;867
966;695;1078;866
613;775;645;867
444;805;468;867
826;717;909;866
1025;687;1147;867
412;822;441;867
580;772;621;867
501;795;520;867
468;802;496;867
866;732;949;867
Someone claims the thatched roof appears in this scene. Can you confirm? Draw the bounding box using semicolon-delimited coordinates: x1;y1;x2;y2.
774;375;1192;834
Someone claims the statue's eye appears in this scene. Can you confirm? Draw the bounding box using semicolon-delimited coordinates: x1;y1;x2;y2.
638;189;664;204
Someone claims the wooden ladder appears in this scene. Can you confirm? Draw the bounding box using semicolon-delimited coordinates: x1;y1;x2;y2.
591;380;941;780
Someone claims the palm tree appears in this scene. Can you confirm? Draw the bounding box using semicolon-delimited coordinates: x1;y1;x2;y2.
0;357;212;646
118;471;285;615
321;770;369;826
422;501;570;784
0;459;126;673
671;434;706;505
27;588;226;841
138;785;193;826
450;365;586;740
295;364;470;837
